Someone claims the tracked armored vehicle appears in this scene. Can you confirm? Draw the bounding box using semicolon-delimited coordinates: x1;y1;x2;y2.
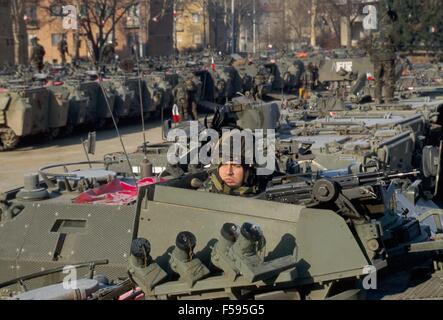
1;155;443;300
0;84;69;151
1;92;443;300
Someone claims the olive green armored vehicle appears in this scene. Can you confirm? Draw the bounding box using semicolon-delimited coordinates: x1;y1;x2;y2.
0;84;68;151
1;152;443;300
0;91;443;300
279;102;443;174
103;97;281;178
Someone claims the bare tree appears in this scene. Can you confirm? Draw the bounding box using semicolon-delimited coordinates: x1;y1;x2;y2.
318;0;367;48
310;0;318;47
286;0;311;44
40;0;141;62
79;0;143;61
10;0;28;64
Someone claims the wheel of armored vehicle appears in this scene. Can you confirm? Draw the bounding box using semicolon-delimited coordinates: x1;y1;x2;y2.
0;128;19;151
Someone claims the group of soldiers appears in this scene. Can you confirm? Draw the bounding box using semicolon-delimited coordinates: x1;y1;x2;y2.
29;34;69;72
29;34;116;72
283;60;319;97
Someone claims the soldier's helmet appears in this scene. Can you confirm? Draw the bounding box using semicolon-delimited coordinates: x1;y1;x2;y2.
30;36;39;44
212;129;259;187
214;129;256;167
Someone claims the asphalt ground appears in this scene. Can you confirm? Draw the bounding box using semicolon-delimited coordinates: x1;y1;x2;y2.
0;120;165;192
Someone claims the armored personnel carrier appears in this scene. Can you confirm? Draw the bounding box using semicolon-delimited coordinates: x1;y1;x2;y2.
0;83;69;151
1;89;443;299
1;155;443;300
279;103;442;171
210;65;243;104
0;68;176;151
104;98;281;179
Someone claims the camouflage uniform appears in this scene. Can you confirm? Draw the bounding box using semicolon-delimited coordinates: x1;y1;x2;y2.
173;80;198;121
30;40;46;73
284;60;304;93
101;43;116;65
302;63;316;91
370;3;397;104
58;37;69;65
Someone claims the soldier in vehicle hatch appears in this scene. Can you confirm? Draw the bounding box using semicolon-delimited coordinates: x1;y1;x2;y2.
199;131;268;197
370;1;398;104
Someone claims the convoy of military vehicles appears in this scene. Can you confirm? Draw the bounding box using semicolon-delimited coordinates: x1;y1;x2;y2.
0;48;443;300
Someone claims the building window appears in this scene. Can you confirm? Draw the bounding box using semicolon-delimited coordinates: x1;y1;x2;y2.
49;4;63;17
24;4;38;28
126;4;141;28
192;14;201;24
52;34;63;47
194;34;202;45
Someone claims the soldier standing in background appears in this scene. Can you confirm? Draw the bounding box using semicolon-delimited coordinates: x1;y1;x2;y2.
100;40;118;74
58;34;69;65
283;60;304;94
30;37;46;73
173;79;198;122
370;1;398;104
301;62;316;98
101;41;116;65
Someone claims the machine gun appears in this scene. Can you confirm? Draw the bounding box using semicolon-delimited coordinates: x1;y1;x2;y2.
260;170;421;220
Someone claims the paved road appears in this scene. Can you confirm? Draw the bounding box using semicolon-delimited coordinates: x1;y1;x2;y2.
0;121;165;192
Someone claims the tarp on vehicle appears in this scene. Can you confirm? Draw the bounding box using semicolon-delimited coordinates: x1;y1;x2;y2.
73;177;165;206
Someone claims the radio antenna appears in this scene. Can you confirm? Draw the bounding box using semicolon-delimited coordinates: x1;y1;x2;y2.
134;43;154;178
134;44;148;158
86;41;139;188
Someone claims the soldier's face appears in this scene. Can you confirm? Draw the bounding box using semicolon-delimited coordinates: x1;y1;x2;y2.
219;162;245;189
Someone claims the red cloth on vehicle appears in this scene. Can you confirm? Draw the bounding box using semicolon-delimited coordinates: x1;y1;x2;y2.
73;177;165;206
